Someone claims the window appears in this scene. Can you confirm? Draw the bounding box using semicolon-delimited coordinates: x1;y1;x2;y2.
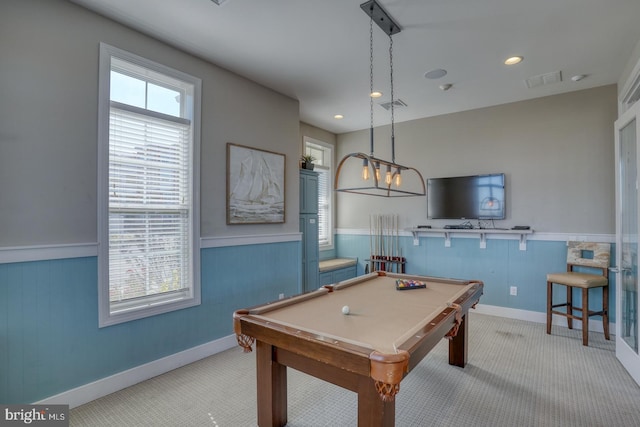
304;138;333;248
97;44;201;327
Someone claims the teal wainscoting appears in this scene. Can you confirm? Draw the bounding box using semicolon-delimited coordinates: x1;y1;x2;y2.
0;241;299;404
335;234;616;318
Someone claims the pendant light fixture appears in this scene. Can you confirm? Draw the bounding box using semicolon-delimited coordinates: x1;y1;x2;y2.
335;0;425;197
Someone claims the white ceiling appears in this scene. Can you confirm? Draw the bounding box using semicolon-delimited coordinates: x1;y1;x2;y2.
71;0;640;134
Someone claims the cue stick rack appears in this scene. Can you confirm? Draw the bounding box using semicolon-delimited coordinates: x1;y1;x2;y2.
366;213;406;273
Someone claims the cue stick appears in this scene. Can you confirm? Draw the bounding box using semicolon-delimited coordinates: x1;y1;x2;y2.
375;214;378;270
382;214;386;271
378;215;384;270
380;214;384;270
386;214;390;271
386;214;390;272
373;214;376;270
381;214;384;270
369;214;372;272
396;214;399;273
389;214;393;272
389;214;395;271
393;214;397;272
374;214;378;271
394;214;398;272
375;214;379;270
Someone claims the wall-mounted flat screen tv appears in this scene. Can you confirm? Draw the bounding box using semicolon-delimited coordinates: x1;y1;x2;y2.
427;173;505;220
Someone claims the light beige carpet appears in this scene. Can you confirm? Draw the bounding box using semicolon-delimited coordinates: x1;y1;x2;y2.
70;313;640;426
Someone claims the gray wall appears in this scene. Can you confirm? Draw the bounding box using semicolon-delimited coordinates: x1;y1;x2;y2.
336;85;617;234
0;0;300;247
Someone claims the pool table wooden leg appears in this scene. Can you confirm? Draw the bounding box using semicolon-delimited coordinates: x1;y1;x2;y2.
256;341;287;427
357;376;395;427
448;313;468;367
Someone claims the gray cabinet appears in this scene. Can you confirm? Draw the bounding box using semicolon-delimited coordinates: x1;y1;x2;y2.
300;170;319;292
300;169;318;214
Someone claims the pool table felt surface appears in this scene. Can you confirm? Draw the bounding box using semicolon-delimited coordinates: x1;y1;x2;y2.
249;274;475;355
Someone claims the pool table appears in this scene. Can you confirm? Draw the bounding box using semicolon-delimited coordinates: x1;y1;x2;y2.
233;271;483;427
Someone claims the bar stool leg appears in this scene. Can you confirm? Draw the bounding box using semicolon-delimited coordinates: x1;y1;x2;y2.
567;285;573;330
582;288;589;346
546;281;553;335
603;285;610;340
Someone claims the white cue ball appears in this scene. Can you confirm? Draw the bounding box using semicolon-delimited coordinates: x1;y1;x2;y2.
342;305;350;315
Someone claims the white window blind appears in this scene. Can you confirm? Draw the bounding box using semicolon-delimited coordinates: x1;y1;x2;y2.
108;104;193;310
98;43;201;327
316;166;331;246
304;138;333;248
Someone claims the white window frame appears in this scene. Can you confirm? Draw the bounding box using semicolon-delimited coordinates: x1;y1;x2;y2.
304;137;334;249
97;43;201;327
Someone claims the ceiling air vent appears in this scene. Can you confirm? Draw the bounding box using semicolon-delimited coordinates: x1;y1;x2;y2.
379;99;407;110
525;71;562;89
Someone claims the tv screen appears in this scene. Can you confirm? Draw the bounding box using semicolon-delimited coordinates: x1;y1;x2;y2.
427;173;505;220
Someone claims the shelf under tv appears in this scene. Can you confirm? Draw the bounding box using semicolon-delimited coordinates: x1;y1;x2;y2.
407;227;534;251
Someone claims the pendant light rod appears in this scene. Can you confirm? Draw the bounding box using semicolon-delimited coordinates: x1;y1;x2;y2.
389;32;395;164
369;16;375;157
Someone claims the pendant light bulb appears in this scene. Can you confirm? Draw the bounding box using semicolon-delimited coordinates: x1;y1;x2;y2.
395;169;402;187
385;165;392;186
362;158;370;180
375;162;381;181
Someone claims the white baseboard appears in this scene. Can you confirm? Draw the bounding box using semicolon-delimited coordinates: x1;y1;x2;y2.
36;334;238;408
475;304;615;335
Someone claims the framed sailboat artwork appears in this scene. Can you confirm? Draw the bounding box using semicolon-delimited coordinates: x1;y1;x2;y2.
227;143;286;224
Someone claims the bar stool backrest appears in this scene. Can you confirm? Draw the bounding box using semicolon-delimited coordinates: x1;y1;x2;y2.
567;241;610;271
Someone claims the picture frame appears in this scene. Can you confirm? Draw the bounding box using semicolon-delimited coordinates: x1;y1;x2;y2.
227;143;286;224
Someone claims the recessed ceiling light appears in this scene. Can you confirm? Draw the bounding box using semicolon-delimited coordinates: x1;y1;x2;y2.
370;91;383;98
424;69;447;79
334;114;344;119
504;56;523;65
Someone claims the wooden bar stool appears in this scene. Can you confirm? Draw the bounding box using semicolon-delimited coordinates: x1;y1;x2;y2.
546;241;610;346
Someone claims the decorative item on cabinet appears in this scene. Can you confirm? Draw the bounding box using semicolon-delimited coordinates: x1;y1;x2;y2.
300;154;316;170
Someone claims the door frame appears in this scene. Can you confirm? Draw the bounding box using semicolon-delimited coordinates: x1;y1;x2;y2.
614;99;640;386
